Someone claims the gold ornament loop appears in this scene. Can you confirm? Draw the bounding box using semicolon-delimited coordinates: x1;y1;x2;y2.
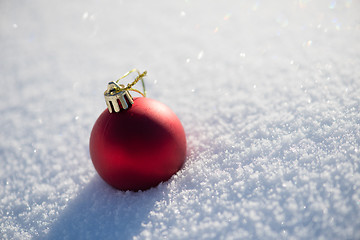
115;69;147;97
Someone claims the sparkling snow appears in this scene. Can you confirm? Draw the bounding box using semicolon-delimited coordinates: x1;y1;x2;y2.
0;0;359;239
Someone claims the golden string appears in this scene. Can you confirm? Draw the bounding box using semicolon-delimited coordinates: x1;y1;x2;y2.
115;69;147;97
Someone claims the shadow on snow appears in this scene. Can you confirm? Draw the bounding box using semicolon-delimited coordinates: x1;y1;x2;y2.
44;175;167;240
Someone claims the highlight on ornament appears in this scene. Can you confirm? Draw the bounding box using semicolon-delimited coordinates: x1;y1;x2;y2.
89;69;187;191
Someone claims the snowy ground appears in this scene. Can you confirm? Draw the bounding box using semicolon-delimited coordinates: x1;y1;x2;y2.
1;0;360;239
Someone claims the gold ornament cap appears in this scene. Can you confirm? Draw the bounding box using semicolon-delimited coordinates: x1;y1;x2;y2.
104;69;147;113
104;82;134;113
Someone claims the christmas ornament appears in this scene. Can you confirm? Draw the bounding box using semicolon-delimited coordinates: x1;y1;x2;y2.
89;69;186;191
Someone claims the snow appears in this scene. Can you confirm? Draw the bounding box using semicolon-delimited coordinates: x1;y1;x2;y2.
1;0;359;239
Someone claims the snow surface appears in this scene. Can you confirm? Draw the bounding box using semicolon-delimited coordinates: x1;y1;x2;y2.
1;0;360;239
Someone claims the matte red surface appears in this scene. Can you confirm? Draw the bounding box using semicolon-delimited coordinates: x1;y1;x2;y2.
89;97;187;191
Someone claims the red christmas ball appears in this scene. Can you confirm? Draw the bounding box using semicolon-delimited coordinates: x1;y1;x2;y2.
89;97;186;191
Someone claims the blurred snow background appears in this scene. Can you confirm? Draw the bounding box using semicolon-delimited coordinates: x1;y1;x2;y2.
1;0;359;239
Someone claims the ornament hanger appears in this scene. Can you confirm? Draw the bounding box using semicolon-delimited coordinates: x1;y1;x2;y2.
116;68;147;97
104;69;147;113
